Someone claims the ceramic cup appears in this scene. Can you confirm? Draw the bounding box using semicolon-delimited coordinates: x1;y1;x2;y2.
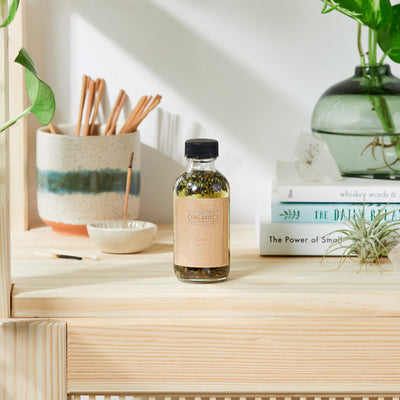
36;124;140;235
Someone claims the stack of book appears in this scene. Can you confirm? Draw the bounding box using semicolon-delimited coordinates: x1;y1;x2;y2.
259;161;400;255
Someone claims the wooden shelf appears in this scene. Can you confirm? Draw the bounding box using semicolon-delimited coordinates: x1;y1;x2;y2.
10;224;400;319
9;225;400;394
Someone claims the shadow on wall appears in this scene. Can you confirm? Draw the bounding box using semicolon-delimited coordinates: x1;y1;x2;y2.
27;0;317;225
69;0;304;160
139;143;184;223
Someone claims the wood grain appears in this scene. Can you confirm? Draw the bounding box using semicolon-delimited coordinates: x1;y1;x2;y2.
0;319;67;400
0;2;10;319
10;225;400;318
10;225;400;394
66;395;400;399
0;130;10;319
66;317;400;394
8;0;29;231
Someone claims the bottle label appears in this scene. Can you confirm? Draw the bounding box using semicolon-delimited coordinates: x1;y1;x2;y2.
174;197;229;268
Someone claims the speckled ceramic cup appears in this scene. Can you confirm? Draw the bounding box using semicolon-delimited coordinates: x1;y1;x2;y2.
36;124;140;235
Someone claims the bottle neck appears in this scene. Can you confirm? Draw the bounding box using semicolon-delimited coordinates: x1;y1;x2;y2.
187;158;216;171
355;64;391;77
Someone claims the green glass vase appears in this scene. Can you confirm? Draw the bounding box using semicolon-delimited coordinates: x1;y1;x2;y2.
312;65;400;179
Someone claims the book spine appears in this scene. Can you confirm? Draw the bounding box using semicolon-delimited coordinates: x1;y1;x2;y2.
259;222;345;256
277;185;400;203
272;202;400;223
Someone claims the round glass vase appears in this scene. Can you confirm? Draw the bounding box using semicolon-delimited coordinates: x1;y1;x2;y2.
312;65;400;179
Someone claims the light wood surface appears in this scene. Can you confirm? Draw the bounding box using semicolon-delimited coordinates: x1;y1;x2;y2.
10;225;400;318
10;225;400;394
0;319;67;400
66;396;400;400
66;317;400;394
8;0;29;231
0;2;10;319
0;135;10;318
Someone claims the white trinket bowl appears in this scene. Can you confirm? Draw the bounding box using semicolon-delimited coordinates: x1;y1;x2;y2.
87;220;157;254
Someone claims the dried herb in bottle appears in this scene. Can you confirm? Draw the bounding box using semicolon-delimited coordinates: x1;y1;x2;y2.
173;139;230;283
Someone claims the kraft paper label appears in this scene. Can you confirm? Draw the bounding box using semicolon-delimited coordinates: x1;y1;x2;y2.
174;197;229;268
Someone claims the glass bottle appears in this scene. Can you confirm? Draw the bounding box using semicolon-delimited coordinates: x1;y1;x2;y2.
312;65;400;179
173;139;230;283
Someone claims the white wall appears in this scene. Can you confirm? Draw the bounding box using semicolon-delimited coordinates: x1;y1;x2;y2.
24;0;400;225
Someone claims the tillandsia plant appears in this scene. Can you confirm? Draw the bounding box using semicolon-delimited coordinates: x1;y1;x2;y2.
324;205;400;272
321;0;400;171
0;0;55;133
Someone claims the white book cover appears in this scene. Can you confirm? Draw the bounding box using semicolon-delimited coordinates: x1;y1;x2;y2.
275;161;400;203
259;220;346;256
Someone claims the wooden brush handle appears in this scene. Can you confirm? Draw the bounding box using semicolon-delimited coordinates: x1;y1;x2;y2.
89;78;105;136
75;75;88;136
130;95;161;132
103;90;124;135
48;122;57;134
108;92;127;135
123;152;135;228
130;96;153;130
82;79;96;136
119;96;147;134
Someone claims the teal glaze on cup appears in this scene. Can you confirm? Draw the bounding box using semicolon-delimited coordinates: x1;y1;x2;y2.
37;169;140;195
36;124;140;235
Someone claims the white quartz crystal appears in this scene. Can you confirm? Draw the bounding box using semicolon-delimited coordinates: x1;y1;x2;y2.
294;132;342;182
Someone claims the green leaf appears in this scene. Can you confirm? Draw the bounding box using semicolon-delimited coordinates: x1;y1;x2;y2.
322;0;392;30
378;4;400;62
0;0;20;28
14;48;55;125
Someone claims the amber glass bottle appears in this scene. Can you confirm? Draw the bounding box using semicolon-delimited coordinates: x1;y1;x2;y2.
173;139;230;283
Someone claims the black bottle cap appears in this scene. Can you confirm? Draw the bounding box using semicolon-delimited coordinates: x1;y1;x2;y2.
185;138;219;159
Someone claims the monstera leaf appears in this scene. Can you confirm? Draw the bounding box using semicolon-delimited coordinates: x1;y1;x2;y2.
378;4;400;63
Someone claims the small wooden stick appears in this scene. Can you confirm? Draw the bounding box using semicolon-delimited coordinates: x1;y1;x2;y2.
130;95;152;131
130;95;162;132
75;75;88;136
82;79;96;136
123;152;134;228
48;122;57;134
89;78;105;136
107;92;127;135
103;90;124;135
118;96;147;134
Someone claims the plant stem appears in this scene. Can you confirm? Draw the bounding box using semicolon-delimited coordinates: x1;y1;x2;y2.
368;28;378;66
367;94;395;133
379;52;388;66
0;107;31;133
0;0;6;19
365;27;395;133
357;23;366;66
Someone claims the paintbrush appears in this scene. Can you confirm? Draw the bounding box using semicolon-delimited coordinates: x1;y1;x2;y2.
35;249;100;261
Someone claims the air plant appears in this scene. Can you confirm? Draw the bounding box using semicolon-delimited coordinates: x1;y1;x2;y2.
324;205;400;272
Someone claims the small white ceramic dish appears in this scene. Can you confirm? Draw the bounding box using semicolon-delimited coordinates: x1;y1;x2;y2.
87;220;157;254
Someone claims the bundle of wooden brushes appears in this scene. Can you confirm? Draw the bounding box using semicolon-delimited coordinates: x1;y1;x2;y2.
48;75;162;136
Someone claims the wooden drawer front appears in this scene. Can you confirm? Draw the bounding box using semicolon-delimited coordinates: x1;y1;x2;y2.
66;396;400;399
67;317;400;394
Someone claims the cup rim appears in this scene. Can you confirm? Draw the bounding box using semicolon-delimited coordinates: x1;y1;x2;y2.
37;123;139;137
